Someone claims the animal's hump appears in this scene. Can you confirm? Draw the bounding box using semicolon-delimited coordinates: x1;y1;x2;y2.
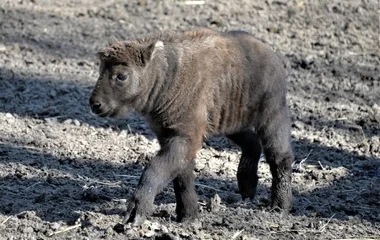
134;28;220;45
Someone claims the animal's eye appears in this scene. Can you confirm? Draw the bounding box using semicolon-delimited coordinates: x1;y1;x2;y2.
116;73;128;81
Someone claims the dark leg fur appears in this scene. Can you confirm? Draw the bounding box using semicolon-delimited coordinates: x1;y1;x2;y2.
173;159;198;222
257;110;293;211
124;136;192;225
228;129;262;200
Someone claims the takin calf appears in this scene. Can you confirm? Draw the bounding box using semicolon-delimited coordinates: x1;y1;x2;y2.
89;29;294;225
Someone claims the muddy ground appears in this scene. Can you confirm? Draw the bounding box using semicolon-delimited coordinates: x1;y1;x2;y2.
0;0;379;239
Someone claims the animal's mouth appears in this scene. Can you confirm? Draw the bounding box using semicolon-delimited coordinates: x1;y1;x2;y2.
92;108;114;118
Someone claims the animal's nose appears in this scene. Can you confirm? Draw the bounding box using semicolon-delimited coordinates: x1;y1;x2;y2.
91;102;102;112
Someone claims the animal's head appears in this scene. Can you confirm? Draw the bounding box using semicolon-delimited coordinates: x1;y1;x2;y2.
89;37;164;118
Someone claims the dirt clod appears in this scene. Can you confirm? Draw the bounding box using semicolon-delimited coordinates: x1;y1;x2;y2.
113;223;125;233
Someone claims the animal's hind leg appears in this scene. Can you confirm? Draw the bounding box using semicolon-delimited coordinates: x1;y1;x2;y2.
257;110;293;211
227;129;262;200
173;158;198;222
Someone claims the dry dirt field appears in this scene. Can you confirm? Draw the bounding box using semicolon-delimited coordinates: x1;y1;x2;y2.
0;0;379;239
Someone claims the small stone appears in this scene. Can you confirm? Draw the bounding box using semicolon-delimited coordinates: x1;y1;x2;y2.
144;230;155;238
373;103;380;113
105;226;114;235
50;222;61;231
124;222;133;230
5;113;13;118
323;173;334;182
161;225;168;234
292;121;303;130
73;119;80;126
179;231;190;238
63;119;73;125
291;222;301;231
45;229;55;237
118;130;128;138
23;226;34;234
44;117;58;125
49;90;57;97
149;221;161;231
143;219;151;226
0;44;6;52
207;193;221;212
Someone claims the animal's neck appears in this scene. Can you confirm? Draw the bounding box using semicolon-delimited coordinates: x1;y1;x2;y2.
137;55;169;118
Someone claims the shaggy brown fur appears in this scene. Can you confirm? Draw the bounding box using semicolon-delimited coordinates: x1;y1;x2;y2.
89;28;294;225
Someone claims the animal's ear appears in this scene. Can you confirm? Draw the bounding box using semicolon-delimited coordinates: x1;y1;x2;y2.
97;46;115;59
108;36;119;45
140;41;164;65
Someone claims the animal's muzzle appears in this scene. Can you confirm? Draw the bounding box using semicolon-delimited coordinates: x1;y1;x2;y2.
89;94;103;115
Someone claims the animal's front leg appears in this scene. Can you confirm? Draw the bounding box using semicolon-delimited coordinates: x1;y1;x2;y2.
173;158;198;222
123;137;189;226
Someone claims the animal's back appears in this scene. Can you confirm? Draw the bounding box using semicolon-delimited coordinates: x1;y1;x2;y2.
181;30;288;136
136;29;287;136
